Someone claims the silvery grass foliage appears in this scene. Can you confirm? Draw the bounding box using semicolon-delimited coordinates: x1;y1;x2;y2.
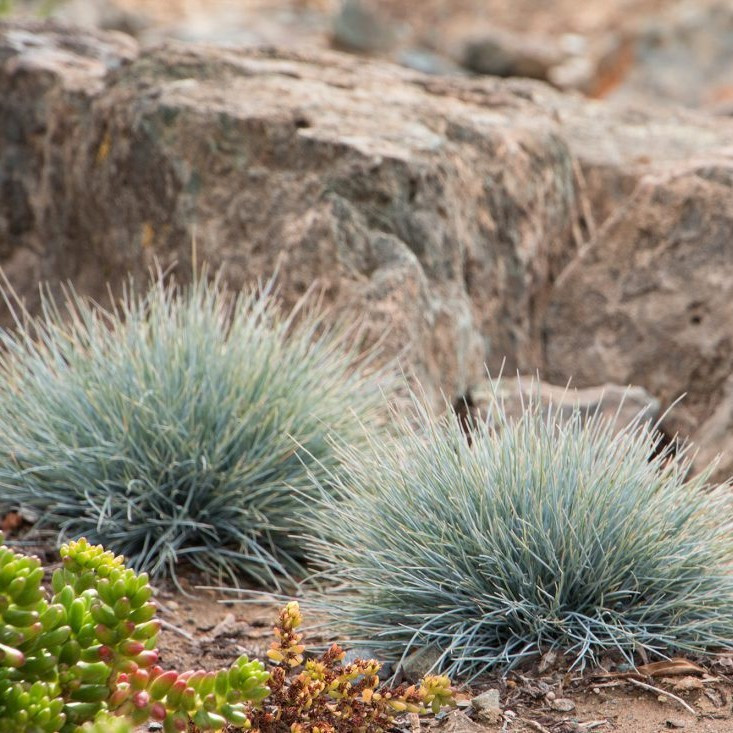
0;271;388;586
304;386;733;679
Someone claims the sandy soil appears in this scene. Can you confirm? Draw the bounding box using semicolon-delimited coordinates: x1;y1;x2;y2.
148;576;733;733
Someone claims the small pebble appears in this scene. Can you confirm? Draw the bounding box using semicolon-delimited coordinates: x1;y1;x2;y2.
549;698;575;712
471;689;502;724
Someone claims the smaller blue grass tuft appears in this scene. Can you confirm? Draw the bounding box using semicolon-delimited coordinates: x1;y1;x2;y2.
305;384;733;679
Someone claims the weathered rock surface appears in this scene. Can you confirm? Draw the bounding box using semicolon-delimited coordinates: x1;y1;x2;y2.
471;688;502;724
4;21;733;476
471;377;660;432
0;23;138;314
0;20;578;406
544;162;733;477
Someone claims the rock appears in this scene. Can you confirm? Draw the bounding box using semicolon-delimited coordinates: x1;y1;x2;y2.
549;697;575;712
0;20;578;408
397;47;462;76
52;0;152;37
520;81;733;229
206;612;236;640
435;710;488;733
670;676;704;692
343;647;393;680
398;645;442;682
608;1;733;110
537;649;559;674
0;21;138;319
471;689;502;724
548;54;596;91
543;162;733;479
331;0;400;54
5;19;733;458
462;29;564;80
666;719;687;729
471;376;660;431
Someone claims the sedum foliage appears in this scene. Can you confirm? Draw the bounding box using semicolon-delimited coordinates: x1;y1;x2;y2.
0;536;452;732
0;534;269;732
0;271;387;585
249;601;454;732
305;389;733;679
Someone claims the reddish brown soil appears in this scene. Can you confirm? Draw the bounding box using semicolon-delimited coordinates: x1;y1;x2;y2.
147;577;733;733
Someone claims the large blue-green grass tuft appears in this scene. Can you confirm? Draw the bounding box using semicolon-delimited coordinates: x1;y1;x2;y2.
304;386;733;679
0;271;389;587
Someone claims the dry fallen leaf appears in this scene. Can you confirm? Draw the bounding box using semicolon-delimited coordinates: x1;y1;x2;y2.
596;658;706;680
1;511;23;533
637;659;706;678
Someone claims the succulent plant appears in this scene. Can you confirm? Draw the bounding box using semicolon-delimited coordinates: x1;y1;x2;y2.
247;601;454;732
2;533;453;732
0;533;269;732
81;712;132;733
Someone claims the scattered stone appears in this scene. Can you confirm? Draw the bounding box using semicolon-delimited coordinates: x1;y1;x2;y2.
671;676;704;692
436;709;488;733
397;47;462;75
665;720;686;729
548;55;596;90
538;649;559;674
462;29;563;80
206;613;237;640
471;688;502;723
399;646;442;682
549;697;576;712
343;647;393;680
331;0;400;54
471;377;660;433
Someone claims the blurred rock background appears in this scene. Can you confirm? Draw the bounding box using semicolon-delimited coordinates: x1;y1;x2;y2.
7;0;733;110
2;0;733;478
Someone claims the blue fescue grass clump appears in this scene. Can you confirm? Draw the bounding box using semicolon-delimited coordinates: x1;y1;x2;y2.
305;387;733;679
0;271;388;586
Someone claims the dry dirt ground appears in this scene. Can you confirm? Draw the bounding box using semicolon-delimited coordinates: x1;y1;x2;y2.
149;575;733;733
10;519;732;733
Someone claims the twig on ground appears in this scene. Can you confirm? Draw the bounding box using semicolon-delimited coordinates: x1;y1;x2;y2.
524;720;552;733
627;677;697;717
159;618;196;642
